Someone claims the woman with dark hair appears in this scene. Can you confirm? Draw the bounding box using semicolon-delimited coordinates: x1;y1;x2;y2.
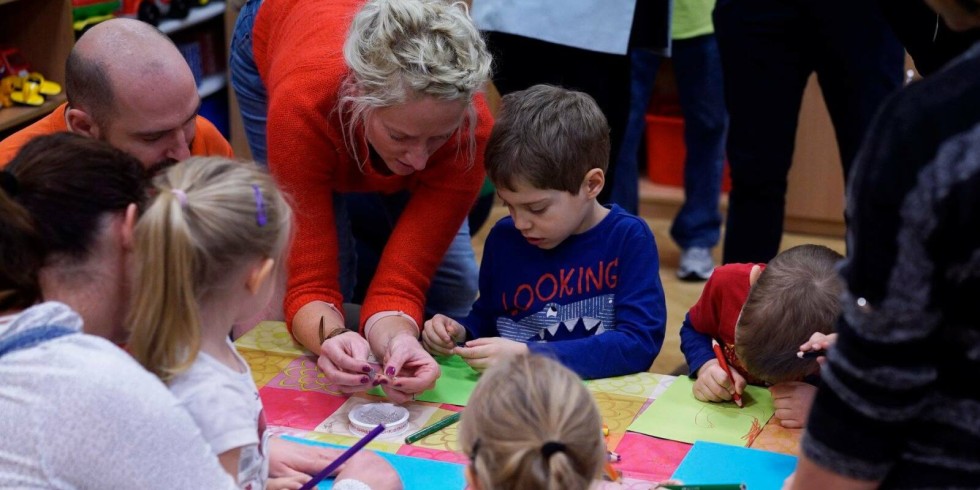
0;133;400;488
0;133;237;487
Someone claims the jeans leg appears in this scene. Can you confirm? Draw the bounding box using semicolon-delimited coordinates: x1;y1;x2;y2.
424;218;479;319
612;49;663;215
346;192;478;318
229;0;269;165
333;193;357;303
670;34;728;250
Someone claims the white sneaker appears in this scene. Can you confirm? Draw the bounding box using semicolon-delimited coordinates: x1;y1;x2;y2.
677;247;714;281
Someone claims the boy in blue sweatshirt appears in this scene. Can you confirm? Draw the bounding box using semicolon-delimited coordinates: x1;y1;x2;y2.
422;84;667;379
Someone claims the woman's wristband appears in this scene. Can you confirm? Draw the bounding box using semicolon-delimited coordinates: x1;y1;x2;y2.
319;315;354;345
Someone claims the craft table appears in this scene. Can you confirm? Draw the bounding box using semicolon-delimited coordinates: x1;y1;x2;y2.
236;322;801;489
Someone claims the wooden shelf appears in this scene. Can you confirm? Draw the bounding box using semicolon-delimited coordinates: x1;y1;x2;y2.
0;93;65;133
158;2;225;35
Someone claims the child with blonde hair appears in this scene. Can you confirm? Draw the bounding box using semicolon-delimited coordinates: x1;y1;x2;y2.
128;157;401;490
458;353;606;490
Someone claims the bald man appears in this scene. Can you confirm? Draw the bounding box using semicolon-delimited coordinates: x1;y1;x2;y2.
0;18;232;171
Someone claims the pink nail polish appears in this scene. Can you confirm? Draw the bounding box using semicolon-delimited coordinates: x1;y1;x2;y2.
385;366;395;376
360;376;370;384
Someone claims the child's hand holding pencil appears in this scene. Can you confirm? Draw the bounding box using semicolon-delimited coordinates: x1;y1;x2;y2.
692;341;746;406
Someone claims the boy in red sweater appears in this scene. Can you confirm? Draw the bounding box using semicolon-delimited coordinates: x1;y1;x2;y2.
680;244;842;428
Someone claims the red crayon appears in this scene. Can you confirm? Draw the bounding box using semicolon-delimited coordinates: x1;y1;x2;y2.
712;339;743;408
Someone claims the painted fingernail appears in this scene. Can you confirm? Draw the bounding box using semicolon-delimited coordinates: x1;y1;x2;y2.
362;365;372;373
379;378;389;385
361;376;370;384
385;366;395;376
372;379;381;386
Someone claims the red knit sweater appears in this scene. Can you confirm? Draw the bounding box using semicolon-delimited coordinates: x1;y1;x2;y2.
253;0;492;330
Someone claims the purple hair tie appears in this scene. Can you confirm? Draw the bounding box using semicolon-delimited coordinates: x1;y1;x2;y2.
252;184;267;227
171;189;188;207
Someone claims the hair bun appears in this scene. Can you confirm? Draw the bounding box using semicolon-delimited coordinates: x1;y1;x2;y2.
541;441;567;459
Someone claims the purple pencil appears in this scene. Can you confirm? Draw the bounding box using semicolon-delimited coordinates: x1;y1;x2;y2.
298;424;386;490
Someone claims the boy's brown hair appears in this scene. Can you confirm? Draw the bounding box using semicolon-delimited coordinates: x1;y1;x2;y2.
485;84;609;193
735;244;844;384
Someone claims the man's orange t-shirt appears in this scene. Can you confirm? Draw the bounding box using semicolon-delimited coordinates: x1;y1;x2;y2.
0;103;233;167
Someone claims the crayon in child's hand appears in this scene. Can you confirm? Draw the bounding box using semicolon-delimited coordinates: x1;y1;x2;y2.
711;339;743;408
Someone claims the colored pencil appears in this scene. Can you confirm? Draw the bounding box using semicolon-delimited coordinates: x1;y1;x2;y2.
603;461;620;482
797;348;827;359
404;411;461;444
658;484;746;490
711;339;743;408
298;424;385;490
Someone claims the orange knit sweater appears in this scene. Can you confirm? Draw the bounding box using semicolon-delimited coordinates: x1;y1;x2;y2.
253;0;492;331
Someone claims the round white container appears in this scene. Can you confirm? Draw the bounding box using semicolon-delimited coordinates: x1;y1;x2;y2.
348;403;410;437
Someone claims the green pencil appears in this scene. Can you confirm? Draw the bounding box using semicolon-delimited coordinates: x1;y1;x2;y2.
404;411;462;444
658;484;746;490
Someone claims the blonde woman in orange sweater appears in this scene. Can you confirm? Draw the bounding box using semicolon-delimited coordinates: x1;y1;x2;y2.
230;0;493;402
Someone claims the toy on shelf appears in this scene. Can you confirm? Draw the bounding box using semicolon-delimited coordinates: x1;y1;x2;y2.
72;0;121;37
0;77;18;108
118;0;209;26
5;73;63;108
0;46;32;80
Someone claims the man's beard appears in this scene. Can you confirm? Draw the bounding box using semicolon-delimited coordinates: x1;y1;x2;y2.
146;158;179;177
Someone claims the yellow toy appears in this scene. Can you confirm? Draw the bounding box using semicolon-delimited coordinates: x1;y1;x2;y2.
0;76;17;108
30;72;62;96
8;72;62;107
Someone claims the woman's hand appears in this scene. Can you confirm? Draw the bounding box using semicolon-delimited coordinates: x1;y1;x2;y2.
318;331;377;394
367;315;440;403
293;302;376;394
379;331;441;403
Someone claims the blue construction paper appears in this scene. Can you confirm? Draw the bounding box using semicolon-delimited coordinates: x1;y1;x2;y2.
281;435;466;490
670;441;797;490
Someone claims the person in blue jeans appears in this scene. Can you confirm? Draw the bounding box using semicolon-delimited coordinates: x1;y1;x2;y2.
229;0;481;321
614;0;728;281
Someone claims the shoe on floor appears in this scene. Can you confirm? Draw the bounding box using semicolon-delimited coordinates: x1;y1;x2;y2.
677;247;714;281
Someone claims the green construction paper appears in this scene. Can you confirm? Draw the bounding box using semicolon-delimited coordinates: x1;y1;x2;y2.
367;354;480;406
627;376;775;447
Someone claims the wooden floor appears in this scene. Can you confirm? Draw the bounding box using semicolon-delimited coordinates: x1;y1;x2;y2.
470;188;846;377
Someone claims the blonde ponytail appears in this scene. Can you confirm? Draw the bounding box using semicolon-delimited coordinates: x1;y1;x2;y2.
128;187;203;381
128;157;292;382
459;354;605;490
